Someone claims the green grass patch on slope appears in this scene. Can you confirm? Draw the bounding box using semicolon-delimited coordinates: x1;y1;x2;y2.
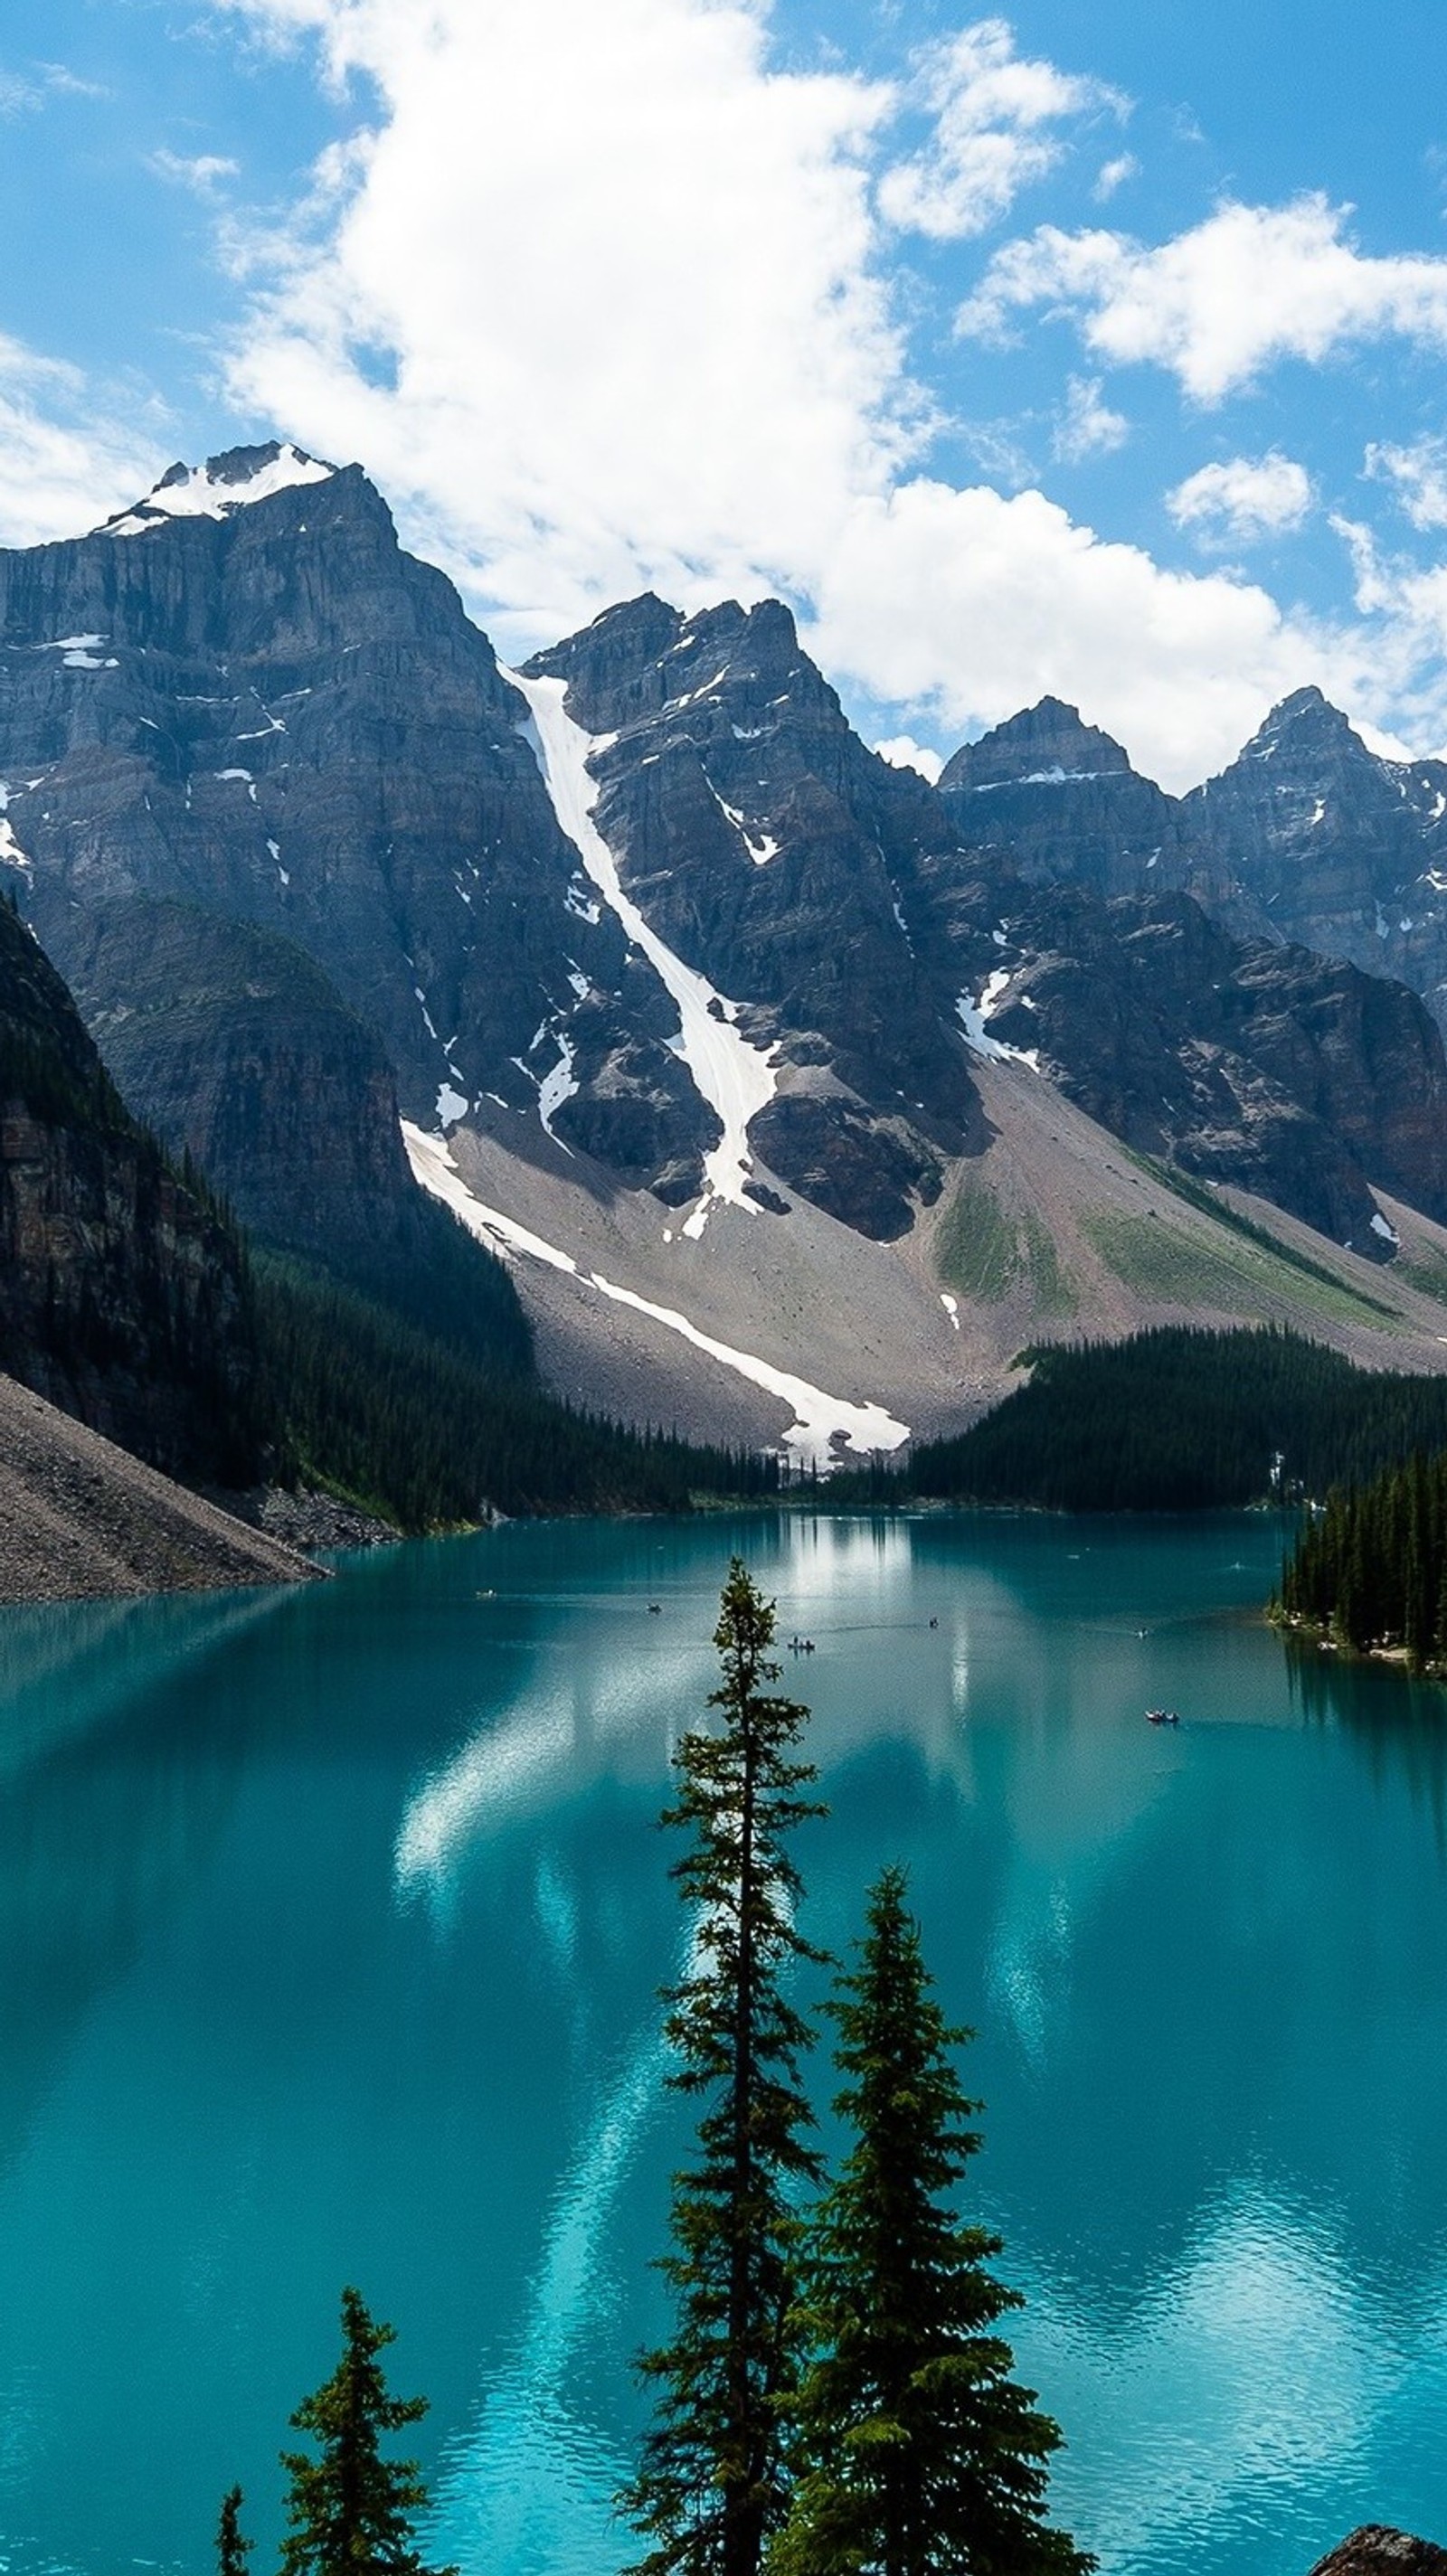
936;1179;1076;1317
1082;1205;1401;1333
1128;1152;1402;1314
1399;1245;1447;1305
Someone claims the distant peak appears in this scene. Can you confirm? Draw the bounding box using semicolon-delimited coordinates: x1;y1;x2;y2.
1251;684;1355;740
98;441;339;538
525;591;683;675
940;695;1132;793
1228;686;1367;773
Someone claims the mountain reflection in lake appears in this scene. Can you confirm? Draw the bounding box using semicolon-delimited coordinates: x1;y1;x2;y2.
0;1512;1443;2576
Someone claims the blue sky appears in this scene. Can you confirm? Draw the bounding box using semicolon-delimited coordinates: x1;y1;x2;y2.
5;0;1447;786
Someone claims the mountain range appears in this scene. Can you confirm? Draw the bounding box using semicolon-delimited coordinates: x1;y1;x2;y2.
7;439;1447;1468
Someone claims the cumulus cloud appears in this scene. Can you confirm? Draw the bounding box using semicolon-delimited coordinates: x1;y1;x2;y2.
1053;374;1129;464
1366;434;1447;532
194;1;1447;788
1168;452;1313;544
0;335;160;547
876;18;1126;243
874;735;945;782
809;479;1339;788
960;194;1447;401
211;0;912;644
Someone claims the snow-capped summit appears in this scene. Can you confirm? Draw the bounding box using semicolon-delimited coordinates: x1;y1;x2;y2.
99;441;337;536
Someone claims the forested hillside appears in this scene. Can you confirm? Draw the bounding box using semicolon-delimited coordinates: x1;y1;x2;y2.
1275;1451;1447;1669
254;1250;780;1524
905;1327;1447;1512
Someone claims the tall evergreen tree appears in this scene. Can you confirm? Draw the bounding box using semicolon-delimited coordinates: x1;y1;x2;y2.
773;1868;1092;2576
279;2287;453;2576
215;2485;251;2576
622;1560;828;2576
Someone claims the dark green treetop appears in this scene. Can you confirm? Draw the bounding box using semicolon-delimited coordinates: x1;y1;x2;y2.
621;1558;828;2576
773;1866;1093;2576
279;2287;454;2576
215;2485;251;2576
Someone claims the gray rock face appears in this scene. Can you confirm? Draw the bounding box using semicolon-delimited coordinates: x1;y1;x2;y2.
1179;687;1447;1010
0;898;264;1481
940;696;1204;904
525;595;981;1234
953;886;1447;1249
1306;2531;1447;2576
5;449;1446;1273
942;685;1447;1030
0;444;696;1154
63;899;419;1259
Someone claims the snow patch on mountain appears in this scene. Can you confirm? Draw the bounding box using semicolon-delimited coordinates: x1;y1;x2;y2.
706;780;780;867
957;970;1042;1070
506;668;779;1240
403;1125;909;1471
535;1033;579;1149
100;444;336;537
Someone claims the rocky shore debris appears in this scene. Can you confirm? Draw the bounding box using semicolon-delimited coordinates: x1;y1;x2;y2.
0;1371;321;1603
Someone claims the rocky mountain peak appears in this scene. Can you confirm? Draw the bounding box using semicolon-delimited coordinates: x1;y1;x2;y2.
525;591;826;740
99;441;339;538
1226;684;1367;777
940;696;1134;794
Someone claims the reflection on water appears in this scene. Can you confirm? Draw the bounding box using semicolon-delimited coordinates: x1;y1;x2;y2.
1286;1643;1447;1844
0;1513;1443;2576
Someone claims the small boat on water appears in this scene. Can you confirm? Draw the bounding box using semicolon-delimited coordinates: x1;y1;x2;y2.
1145;1706;1180;1727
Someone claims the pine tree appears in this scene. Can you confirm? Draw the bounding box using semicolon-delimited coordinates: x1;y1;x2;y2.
279;2287;453;2576
773;1868;1092;2576
216;2486;251;2576
621;1560;828;2576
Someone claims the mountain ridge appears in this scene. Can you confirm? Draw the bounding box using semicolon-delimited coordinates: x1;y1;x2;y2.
7;441;1447;1464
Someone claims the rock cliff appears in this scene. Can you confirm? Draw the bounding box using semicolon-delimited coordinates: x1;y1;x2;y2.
0;896;266;1482
64;898;421;1259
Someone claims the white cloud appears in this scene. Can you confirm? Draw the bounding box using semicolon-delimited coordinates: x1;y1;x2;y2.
874;734;944;782
148;148;241;193
810;479;1338;789
1366;434;1447;532
1168;452;1312;544
1092;152;1137;203
210;0;912;645
960;194;1447;402
1053;374;1129;464
0;60;104;115
876;18;1126;243
193;3;1447;788
0;335;161;548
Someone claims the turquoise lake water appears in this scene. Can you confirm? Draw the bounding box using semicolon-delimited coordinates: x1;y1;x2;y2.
0;1511;1445;2576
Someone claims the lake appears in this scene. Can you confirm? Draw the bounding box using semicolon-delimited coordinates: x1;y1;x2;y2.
0;1511;1444;2576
